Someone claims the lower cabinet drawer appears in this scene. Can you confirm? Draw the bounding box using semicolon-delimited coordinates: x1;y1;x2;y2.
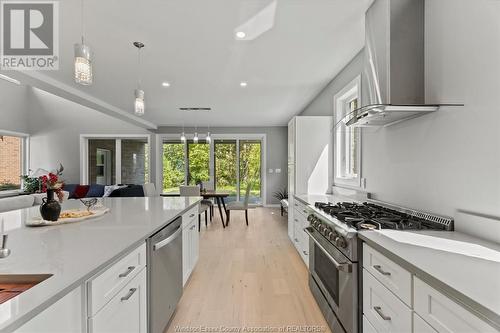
363;315;378;333
413;312;437;333
363;268;412;333
414;277;498;333
89;268;147;333
88;243;146;316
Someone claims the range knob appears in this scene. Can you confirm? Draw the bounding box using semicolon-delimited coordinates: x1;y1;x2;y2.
335;236;347;249
307;214;315;222
323;226;332;236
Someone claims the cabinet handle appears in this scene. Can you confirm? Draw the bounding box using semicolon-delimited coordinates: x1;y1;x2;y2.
294;219;298;222
189;213;195;218
303;210;307;214
190;225;196;230
373;265;391;276
120;288;137;302
302;250;308;256
294;238;299;242
294;204;298;207
118;266;135;278
373;306;391;321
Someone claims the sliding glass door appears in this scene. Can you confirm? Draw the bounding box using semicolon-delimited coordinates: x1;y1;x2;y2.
239;140;262;204
214;140;237;202
162;141;185;193
187;141;210;185
161;136;263;205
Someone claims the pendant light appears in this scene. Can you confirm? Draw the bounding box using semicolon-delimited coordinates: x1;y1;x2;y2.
74;0;92;85
133;42;145;116
206;126;211;143
193;126;199;143
180;124;186;142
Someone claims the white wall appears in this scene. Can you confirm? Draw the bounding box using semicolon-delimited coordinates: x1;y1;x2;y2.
27;87;152;183
0;79;29;134
156;126;287;205
301;0;500;218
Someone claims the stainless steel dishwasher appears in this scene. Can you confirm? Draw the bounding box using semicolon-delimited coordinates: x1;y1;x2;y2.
147;216;183;333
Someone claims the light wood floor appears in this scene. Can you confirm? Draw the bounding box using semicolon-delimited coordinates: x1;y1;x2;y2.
166;207;331;333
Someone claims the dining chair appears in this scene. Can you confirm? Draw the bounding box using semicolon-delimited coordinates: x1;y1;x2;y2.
225;182;253;226
179;185;210;232
201;180;214;218
142;183;157;197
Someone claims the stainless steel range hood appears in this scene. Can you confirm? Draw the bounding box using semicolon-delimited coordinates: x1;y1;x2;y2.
343;0;461;128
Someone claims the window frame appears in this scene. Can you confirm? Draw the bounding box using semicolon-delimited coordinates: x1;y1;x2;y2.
80;134;152;185
0;129;29;194
333;75;362;188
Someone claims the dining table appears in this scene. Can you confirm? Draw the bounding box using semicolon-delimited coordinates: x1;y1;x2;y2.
161;190;230;227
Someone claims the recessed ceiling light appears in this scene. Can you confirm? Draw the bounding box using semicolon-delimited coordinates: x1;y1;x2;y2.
240;81;248;87
235;31;246;39
162;82;170;87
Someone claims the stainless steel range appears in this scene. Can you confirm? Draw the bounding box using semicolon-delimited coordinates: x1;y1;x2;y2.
305;200;453;333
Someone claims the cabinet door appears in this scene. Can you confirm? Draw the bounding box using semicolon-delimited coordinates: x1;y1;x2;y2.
16;286;83;333
182;225;190;286
287;197;295;242
413;313;437;333
190;220;199;269
288;117;295;164
414;277;498;333
90;268;147;333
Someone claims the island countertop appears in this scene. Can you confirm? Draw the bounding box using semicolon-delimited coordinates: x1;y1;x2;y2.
0;196;201;332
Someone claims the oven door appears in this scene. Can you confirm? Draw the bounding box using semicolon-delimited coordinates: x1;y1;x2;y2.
305;227;358;333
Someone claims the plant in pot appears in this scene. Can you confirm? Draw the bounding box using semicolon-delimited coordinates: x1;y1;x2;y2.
273;186;288;202
39;164;65;221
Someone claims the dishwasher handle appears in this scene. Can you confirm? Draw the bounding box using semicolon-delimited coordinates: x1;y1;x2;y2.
153;227;182;251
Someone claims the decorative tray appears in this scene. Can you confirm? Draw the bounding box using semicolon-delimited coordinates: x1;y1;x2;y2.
25;207;110;227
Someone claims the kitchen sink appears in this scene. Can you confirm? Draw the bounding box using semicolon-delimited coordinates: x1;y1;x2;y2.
0;274;53;304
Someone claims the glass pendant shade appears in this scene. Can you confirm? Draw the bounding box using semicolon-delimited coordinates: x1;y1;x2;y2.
206;132;211;143
134;89;145;116
180;132;186;142
74;43;92;85
193;132;199;143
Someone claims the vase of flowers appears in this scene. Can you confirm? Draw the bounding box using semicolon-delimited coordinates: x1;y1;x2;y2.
39;164;64;221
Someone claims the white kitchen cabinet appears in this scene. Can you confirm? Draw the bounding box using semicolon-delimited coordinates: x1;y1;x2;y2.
15;286;83;333
89;268;147;333
414;277;498;333
182;210;199;286
413;313;437;333
363;315;378;333
287;116;332;196
88;244;146;316
363;268;412;333
292;203;309;267
363;243;412;306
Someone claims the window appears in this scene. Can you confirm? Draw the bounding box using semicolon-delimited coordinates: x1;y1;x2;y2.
84;136;150;185
161;135;264;205
162;141;186;193
0;133;27;192
334;76;361;187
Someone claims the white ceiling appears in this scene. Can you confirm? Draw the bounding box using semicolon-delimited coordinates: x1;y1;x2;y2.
31;0;371;127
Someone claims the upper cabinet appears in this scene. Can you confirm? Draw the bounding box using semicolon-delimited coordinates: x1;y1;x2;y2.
288;116;332;195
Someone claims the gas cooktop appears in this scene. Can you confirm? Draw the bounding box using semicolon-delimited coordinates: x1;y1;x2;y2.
314;201;452;231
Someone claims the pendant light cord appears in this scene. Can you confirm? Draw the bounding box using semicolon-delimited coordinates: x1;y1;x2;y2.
80;0;84;44
138;47;142;89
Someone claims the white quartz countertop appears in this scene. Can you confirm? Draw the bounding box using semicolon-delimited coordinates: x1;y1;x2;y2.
359;229;500;328
294;193;338;205
0;196;201;332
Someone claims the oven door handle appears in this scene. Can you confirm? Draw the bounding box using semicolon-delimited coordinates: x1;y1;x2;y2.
304;227;352;273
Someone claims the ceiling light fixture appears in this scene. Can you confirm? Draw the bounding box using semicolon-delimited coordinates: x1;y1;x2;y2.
74;0;92;85
180;124;186;142
193;132;199;143
162;82;170;87
240;81;248;87
235;31;246;39
133;41;145;116
206;126;211;143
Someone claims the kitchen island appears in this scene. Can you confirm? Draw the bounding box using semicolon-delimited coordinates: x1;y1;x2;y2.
0;196;201;332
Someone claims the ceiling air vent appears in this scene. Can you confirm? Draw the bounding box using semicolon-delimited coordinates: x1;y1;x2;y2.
179;107;211;111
